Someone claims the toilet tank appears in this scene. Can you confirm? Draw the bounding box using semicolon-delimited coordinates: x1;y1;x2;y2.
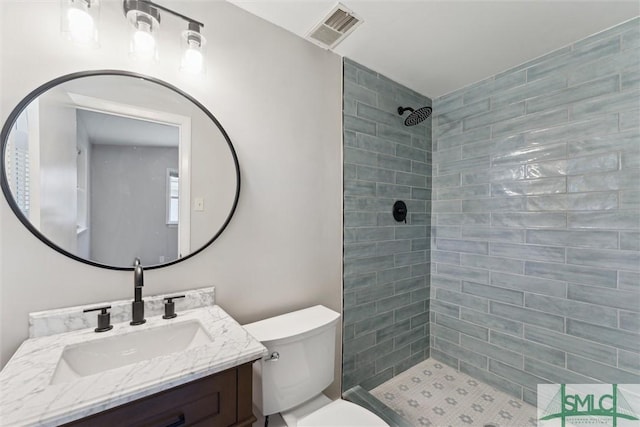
243;305;340;416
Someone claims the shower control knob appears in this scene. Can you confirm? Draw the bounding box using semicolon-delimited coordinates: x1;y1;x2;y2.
393;200;408;223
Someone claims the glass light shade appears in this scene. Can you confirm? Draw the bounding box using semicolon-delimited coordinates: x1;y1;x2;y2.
180;30;206;74
61;0;99;47
126;10;159;61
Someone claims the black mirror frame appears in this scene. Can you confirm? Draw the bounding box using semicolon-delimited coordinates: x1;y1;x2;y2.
0;70;241;271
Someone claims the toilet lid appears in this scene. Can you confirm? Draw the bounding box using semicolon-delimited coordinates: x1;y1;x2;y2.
297;399;389;427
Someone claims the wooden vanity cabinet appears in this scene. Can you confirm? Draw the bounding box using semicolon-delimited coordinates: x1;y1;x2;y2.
62;362;257;427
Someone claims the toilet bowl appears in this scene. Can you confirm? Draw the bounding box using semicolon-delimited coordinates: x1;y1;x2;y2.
281;393;387;426
243;305;388;427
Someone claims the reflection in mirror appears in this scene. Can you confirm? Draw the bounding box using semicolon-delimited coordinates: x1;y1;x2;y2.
2;72;240;270
81;111;180;266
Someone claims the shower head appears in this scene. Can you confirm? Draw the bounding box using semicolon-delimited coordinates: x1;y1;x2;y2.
398;106;432;126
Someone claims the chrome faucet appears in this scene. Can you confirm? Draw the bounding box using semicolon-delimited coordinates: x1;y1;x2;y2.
130;258;146;325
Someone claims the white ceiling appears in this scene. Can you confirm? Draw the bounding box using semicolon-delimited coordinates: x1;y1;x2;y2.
77;110;179;148
227;0;640;98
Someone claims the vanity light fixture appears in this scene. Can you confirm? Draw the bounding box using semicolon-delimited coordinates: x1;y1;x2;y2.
61;0;100;47
124;0;160;61
180;22;206;75
123;0;206;74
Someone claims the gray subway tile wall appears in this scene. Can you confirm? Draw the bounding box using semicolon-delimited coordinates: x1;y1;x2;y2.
431;17;640;405
343;58;432;391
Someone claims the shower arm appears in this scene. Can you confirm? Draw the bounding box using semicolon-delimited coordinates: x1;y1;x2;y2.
398;106;415;115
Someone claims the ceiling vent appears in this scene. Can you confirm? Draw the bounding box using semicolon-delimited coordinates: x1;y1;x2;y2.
306;3;362;50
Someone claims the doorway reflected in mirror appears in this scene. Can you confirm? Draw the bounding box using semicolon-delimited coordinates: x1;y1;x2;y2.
1;71;240;270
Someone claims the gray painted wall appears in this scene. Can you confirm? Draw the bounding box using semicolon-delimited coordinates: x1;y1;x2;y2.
343;58;432;391
430;18;640;405
90;144;179;267
1;2;343;400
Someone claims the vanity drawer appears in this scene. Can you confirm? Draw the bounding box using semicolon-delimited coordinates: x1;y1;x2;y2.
62;362;255;427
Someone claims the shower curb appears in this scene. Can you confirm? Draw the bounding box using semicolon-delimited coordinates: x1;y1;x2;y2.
343;385;413;427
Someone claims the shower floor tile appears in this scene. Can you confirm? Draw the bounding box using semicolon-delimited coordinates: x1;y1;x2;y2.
370;358;537;427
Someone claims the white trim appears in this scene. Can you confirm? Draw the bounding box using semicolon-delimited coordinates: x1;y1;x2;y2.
66;92;192;257
178;118;191;258
26;100;41;228
166;168;179;226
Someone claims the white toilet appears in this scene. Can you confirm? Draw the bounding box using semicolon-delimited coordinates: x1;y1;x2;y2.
243;305;389;427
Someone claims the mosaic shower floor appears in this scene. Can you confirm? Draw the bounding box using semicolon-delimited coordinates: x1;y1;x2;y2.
370;359;537;427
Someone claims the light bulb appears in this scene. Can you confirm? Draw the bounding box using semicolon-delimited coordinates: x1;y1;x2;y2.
133;29;155;53
181;28;206;75
131;21;156;60
67;6;94;43
181;44;203;74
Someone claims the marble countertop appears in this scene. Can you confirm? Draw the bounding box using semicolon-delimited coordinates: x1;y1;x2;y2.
29;287;216;338
0;305;268;426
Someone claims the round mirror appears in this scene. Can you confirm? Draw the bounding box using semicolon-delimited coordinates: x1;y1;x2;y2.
1;71;240;270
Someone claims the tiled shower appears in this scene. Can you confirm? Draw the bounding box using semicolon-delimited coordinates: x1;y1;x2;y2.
343;58;433;391
343;16;639;408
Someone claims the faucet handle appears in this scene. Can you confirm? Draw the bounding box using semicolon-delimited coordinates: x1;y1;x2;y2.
83;305;113;333
162;295;186;319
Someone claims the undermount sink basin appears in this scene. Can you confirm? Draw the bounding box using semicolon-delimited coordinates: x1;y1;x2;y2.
50;320;212;385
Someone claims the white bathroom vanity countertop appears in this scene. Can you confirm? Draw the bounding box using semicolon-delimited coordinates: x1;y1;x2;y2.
0;305;268;426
